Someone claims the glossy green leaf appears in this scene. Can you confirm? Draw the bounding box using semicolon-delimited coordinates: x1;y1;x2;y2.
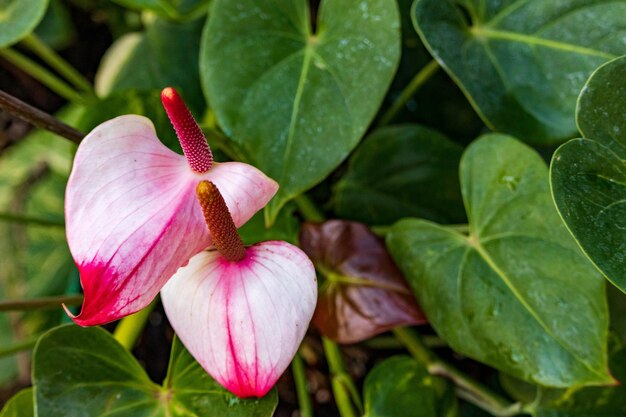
550;55;626;293
202;0;401;223
533;336;626;416
33;325;160;417
0;389;34;417
0;0;48;47
163;337;278;417
34;0;74;49
96;16;205;114
412;0;626;144
363;356;456;417
33;325;278;416
333;124;464;225
387;134;611;387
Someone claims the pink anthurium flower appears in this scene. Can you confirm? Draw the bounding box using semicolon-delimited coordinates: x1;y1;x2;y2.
161;181;317;398
65;88;278;325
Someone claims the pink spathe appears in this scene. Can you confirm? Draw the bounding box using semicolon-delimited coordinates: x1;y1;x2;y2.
161;241;317;398
65;115;278;325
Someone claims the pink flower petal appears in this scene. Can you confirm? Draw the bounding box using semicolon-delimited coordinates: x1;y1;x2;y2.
65;115;278;325
161;241;317;398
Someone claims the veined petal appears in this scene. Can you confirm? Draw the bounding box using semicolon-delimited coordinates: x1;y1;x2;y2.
65;115;277;325
161;241;317;398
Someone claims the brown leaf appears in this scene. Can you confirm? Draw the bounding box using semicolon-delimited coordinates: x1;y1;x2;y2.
300;220;426;344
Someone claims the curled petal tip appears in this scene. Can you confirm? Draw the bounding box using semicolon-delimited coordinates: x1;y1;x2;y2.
162;241;317;398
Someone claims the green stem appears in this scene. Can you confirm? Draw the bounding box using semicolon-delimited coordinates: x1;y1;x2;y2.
322;337;360;417
0;212;64;227
393;327;523;417
0;335;39;358
377;59;440;127
113;299;157;350
292;351;313;417
21;34;95;95
294;194;325;222
0;48;87;104
0;294;83;311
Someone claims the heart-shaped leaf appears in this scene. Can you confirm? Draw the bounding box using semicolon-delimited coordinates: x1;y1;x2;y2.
0;0;48;48
550;55;626;293
387;134;611;387
300;220;426;344
363;356;456;417
0;389;33;417
33;325;278;416
201;0;401;223
412;0;626;144
333;125;464;225
503;335;626;416
95;17;205;114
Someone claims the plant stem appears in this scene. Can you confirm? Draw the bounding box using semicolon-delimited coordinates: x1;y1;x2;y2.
0;89;84;143
113;299;157;350
21;34;95;95
0;211;65;227
0;335;39;358
295;193;364;416
0;294;83;312
294;194;325;222
322;337;360;417
393;327;523;417
292;351;313;417
377;59;440;127
0;48;87;104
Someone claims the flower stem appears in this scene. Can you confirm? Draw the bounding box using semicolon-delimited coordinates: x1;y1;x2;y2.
113;299;158;350
21;34;95;96
377;59;440;127
0;294;83;312
294;194;363;416
0;211;65;227
393;327;523;417
322;337;361;417
294;194;325;222
292;351;313;417
0;48;87;104
0;89;84;143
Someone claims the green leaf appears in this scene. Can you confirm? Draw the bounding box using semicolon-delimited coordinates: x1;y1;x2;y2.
550;55;626;293
33;325;160;417
333;124;464;225
0;389;34;417
34;0;75;49
163;337;278;417
95;16;205;114
533;336;626;416
0;0;48;48
387;134;612;387
202;0;401;223
363;356;456;417
412;0;626;144
33;325;278;416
